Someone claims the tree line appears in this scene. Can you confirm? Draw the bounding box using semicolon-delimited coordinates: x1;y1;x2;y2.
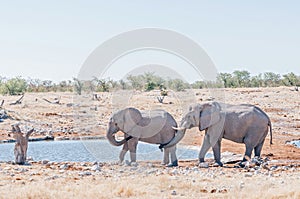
0;70;299;95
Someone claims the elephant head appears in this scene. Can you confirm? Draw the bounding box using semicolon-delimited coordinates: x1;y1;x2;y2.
179;102;221;130
106;108;142;146
161;102;222;148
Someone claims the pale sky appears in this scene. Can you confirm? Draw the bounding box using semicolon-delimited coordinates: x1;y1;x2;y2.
1;1;299;83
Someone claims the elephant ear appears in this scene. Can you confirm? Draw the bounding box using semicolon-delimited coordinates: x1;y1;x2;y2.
123;108;143;133
199;102;221;131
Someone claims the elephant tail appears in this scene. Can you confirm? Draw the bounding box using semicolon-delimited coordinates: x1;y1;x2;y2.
253;105;273;145
268;119;273;145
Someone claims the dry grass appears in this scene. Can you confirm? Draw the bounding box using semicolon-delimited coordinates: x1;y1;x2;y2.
1;168;299;199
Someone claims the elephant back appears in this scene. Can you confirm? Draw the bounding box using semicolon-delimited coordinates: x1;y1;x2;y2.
139;110;177;144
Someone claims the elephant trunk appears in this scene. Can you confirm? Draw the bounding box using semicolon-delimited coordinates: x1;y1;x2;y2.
106;126;127;146
160;128;186;149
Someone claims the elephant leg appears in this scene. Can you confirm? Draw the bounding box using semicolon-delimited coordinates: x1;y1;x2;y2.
169;145;178;167
128;138;138;163
199;133;211;163
162;147;170;165
254;140;265;157
212;139;223;166
243;142;254;162
119;142;129;163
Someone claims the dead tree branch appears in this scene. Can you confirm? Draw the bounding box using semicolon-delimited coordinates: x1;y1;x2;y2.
0;100;4;108
157;96;165;103
92;94;101;101
42;97;61;104
9;94;24;105
11;124;34;165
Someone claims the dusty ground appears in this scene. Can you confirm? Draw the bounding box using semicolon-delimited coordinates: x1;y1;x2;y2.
0;87;299;198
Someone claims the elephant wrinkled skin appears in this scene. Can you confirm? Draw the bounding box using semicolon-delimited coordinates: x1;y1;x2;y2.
106;107;185;167
162;102;272;167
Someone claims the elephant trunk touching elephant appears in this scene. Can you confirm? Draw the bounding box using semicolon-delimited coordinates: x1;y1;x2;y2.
159;123;186;149
161;102;272;167
106;107;181;167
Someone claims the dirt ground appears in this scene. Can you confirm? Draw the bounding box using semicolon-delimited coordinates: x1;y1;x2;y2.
0;87;299;198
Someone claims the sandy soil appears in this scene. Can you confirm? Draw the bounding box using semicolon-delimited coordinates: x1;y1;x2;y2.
0;87;299;198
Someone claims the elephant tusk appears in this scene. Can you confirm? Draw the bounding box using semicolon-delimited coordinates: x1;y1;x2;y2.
172;126;186;131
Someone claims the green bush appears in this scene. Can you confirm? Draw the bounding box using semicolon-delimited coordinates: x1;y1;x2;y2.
1;77;27;95
145;81;156;91
93;77;110;92
73;78;84;95
167;79;189;91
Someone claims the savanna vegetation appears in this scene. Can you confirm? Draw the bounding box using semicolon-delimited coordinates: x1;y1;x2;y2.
0;70;299;95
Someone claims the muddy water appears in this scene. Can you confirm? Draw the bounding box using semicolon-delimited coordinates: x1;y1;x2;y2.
0;140;206;162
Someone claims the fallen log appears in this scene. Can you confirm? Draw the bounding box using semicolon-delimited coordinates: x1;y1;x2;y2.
11;124;34;165
42;97;60;104
0;99;4;108
9;94;24;105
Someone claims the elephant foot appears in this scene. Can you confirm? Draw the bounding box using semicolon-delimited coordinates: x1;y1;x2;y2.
213;161;223;167
130;162;138;167
166;160;178;167
198;162;209;168
235;161;249;168
125;160;138;167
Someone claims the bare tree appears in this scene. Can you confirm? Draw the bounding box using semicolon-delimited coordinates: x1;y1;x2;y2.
11;124;34;165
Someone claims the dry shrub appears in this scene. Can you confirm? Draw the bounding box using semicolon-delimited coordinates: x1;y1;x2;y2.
116;186;134;198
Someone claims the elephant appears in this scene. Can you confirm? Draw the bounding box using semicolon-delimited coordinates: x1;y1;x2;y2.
160;102;272;167
106;107;185;167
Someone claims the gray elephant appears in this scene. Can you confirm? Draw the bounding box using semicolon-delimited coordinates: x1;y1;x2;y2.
161;102;272;167
106;107;184;167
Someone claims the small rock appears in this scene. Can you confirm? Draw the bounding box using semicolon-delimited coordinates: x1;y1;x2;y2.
91;165;101;172
200;189;208;193
244;172;253;177
283;166;290;170
170;169;178;175
59;163;69;170
267;171;273;177
240;181;245;189
130;167;138;171
210;189;217;193
4;167;11;170
45;175;59;181
192;167;199;172
18;168;28;173
42;160;49;165
79;171;92;176
80;163;87;167
218;188;228;193
270;166;278;171
168;185;174;189
171;190;177;195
